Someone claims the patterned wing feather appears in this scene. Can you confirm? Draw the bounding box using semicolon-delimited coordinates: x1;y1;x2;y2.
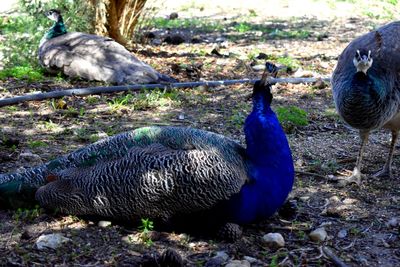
34;126;248;220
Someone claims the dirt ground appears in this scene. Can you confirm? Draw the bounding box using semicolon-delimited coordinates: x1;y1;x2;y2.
1;1;400;266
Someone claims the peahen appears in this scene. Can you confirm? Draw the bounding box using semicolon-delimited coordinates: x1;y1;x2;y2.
332;21;400;185
0;63;294;234
39;9;175;84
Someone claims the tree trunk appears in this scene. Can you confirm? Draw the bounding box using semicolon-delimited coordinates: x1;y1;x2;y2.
89;0;147;45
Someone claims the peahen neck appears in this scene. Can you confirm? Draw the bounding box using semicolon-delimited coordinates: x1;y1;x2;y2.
224;87;294;224
339;71;395;129
44;16;67;40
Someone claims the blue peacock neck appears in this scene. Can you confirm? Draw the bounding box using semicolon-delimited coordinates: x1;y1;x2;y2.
225;83;295;224
44;16;67;40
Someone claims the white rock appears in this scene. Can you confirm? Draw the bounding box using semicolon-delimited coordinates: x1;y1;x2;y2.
225;259;250;267
243;256;258;263
337;229;347;238
215;251;230;262
36;233;71;250
309;227;327;242
387;218;399;227
98;220;112;228
178;114;185;120
262;232;285;248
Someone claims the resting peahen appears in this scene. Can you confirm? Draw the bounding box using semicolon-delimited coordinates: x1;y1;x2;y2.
0;63;294;234
39;9;175;84
332;21;400;185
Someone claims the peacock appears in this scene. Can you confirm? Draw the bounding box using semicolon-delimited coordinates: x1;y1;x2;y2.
0;63;294;235
39;9;175;84
332;21;400;185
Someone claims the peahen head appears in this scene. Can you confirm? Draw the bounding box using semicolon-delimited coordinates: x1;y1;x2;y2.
41;9;67;41
45;9;63;22
353;49;373;74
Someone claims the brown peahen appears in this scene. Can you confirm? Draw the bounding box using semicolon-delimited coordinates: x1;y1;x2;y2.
332;21;400;185
0;63;294;236
39;9;175;84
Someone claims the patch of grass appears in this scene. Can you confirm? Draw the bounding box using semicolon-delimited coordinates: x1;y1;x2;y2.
276;106;308;132
0;65;44;81
270;29;311;39
28;140;48;149
276;56;300;71
234;22;253;33
132;89;180;110
324;108;340;120
139;218;154;247
108;93;134;110
13;205;41;222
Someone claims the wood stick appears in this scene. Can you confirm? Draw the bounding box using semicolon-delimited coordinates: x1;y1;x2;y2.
322;246;349;267
0;76;331;107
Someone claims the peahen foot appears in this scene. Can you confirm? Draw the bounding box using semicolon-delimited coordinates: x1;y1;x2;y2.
337;167;362;187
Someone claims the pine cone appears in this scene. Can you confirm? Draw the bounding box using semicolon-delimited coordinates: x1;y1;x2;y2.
159;248;183;267
217;223;242;242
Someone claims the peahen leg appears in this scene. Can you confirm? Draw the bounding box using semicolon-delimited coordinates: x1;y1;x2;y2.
373;130;398;178
339;130;370;186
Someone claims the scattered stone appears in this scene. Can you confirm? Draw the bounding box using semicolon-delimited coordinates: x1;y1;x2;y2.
205;251;230;267
36;233;71;250
387;218;399;228
256;52;268;59
309;227;327;242
151;39;162;46
169;12;179;20
251;64;265;71
159;248;183;267
225;259;250;267
313;77;328;89
215;37;227;43
262;233;285;248
164;34;185;45
337;229;347;239
18;150;43;166
98;220;112;228
243;256;258;264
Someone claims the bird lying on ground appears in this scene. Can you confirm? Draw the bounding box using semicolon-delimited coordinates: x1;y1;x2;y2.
39;9;175;84
332;21;400;185
0;62;294;238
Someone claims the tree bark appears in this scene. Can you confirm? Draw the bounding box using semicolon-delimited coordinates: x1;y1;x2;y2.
89;0;147;45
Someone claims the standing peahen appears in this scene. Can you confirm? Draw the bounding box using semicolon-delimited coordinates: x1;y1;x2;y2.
332;21;400;185
39;9;175;84
0;63;294;235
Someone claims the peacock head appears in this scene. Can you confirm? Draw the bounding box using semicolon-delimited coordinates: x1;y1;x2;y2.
253;62;277;104
353;49;373;74
45;9;62;22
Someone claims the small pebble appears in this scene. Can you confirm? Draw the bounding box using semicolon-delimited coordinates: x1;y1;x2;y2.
98;221;112;228
387;218;398;228
262;233;285;248
243;256;258;264
205;251;229;267
337;229;347;239
178;114;185;120
225;259;250;267
309;227;327;242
